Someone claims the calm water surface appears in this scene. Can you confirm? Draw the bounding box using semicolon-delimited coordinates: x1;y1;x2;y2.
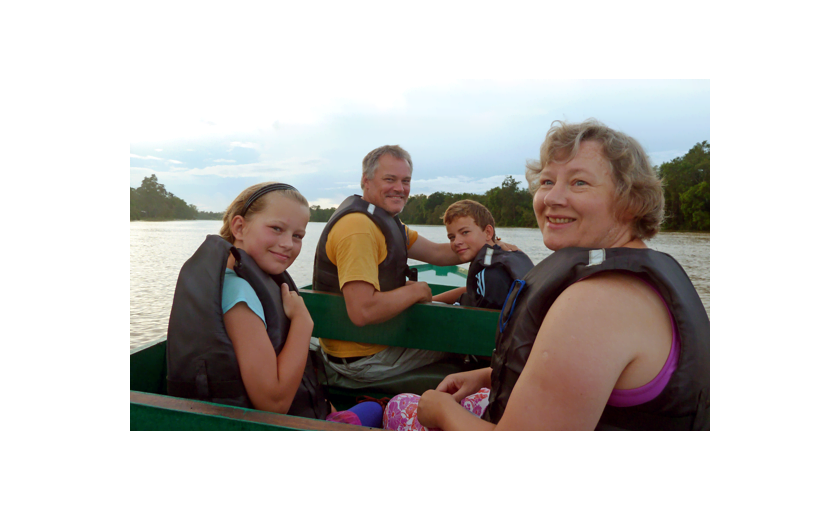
130;221;710;350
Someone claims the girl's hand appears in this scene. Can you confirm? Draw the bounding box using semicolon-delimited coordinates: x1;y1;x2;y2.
280;283;312;324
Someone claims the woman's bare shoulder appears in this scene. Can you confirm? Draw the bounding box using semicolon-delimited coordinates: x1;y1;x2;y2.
549;271;672;383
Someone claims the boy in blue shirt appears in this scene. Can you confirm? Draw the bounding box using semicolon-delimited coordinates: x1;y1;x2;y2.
433;200;534;309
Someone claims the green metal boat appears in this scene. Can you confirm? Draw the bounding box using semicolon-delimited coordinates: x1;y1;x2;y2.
130;264;499;431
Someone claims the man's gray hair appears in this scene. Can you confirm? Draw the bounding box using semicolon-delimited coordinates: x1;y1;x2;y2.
361;145;413;188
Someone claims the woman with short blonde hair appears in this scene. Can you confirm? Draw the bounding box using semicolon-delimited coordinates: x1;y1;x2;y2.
525;118;665;240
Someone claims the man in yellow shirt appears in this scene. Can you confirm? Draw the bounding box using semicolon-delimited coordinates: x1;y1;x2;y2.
312;145;470;382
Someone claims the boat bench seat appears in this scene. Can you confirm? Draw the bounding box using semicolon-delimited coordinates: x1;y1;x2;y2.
300;290;498;357
300;289;499;407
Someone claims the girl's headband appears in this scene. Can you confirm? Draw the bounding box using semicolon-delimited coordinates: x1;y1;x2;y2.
241;183;299;216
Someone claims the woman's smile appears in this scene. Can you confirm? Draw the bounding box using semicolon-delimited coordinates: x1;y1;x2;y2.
545;216;576;227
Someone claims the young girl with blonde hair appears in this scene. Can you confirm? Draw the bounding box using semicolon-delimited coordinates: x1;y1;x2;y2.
166;182;383;427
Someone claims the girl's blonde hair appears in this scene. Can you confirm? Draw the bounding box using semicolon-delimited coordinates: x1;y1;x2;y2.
525;119;664;240
219;182;309;243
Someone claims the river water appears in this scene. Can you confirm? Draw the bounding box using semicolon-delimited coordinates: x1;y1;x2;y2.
130;221;710;351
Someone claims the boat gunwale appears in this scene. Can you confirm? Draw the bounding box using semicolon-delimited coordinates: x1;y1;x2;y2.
130;391;377;431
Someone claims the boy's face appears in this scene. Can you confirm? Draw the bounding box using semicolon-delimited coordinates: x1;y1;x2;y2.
446;216;495;263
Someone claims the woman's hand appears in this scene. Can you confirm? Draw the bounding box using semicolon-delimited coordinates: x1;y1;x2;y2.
281;283;312;324
419;369;490;429
417;388;496;431
436;367;492;403
417;390;461;430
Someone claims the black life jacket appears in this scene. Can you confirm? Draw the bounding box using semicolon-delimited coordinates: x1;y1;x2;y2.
483;247;710;430
313;195;412;293
166;235;331;420
459;244;535;310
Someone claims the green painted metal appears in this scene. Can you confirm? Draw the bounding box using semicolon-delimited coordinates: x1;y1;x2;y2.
130;337;167;394
301;290;497;356
131;399;294;431
300;263;468;294
130;392;374;431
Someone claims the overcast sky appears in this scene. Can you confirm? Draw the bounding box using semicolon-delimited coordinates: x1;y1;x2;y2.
130;79;709;213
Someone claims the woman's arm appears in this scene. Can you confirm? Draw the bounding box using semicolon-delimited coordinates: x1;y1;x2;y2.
224;283;314;414
494;272;672;430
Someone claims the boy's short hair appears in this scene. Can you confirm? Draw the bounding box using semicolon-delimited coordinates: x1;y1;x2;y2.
442;200;496;239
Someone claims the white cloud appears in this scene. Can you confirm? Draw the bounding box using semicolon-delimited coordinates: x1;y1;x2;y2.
168;159;183;164
178;157;327;179
230;141;259;150
127;75;464;143
130;153;163;161
409;175;510;195
213;159;237;163
155;148;163;151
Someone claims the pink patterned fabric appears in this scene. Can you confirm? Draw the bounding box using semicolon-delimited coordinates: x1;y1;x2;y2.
384;388;491;431
325;411;362;426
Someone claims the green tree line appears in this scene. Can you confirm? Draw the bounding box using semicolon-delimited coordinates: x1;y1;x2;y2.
398;175;538;228
309;205;337;222
306;176;538;228
130;174;223;221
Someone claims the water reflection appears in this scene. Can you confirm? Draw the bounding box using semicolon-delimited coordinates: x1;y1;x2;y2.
131;221;709;350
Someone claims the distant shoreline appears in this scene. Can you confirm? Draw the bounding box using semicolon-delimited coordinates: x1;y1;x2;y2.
130;218;710;234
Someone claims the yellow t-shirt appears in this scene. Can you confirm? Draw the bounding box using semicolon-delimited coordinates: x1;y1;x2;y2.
319;212;419;358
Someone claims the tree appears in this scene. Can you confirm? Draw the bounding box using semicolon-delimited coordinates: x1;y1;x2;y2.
400;195;427;224
484;176;536;228
130;188;141;220
658;141;710;231
130;173;217;221
679;181;710;231
423;192;453;224
309;205;336;222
